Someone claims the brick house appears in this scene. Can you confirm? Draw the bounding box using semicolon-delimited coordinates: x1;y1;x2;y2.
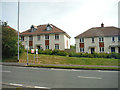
20;24;70;50
75;23;120;53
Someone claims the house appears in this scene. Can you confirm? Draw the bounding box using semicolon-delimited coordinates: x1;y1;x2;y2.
75;23;120;53
20;24;71;50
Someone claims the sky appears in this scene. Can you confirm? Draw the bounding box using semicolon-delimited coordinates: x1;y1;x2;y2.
1;0;119;45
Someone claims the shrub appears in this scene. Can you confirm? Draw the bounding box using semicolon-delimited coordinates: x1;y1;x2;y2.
51;49;60;55
57;50;68;56
42;49;52;55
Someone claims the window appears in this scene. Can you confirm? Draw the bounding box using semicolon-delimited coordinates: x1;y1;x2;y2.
46;26;51;31
55;34;59;40
45;35;49;40
118;36;120;42
80;48;84;52
29;36;33;41
112;37;115;42
55;44;59;49
92;37;94;43
37;35;40;41
80;38;84;43
100;47;104;52
21;36;24;41
29;46;33;50
99;37;104;42
45;45;49;49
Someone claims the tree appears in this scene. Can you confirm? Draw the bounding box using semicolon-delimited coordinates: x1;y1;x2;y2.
2;25;18;58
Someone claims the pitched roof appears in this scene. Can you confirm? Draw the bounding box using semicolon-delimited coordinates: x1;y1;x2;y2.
20;24;71;38
3;25;19;34
75;26;120;38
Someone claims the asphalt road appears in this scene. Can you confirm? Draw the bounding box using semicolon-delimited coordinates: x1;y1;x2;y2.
1;65;119;88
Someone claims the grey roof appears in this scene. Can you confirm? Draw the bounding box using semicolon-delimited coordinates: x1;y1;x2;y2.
75;26;120;38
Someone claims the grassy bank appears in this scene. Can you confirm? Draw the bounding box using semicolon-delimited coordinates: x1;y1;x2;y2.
19;52;119;66
27;64;119;70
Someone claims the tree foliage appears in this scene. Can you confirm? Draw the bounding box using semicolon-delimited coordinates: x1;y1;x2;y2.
2;25;18;58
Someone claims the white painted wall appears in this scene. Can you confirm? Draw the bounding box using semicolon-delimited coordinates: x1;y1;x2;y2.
64;35;70;49
75;36;120;53
21;33;70;50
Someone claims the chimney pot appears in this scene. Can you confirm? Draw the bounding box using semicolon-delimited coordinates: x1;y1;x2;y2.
101;23;104;27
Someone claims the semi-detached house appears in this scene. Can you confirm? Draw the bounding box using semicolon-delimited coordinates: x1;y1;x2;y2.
20;24;71;50
75;23;120;53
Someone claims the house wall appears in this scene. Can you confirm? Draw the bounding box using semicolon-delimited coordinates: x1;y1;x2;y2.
21;34;70;50
75;36;120;53
104;36;119;53
64;35;70;49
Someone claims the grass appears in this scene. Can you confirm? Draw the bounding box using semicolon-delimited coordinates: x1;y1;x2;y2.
27;64;119;70
19;52;119;66
2;56;18;62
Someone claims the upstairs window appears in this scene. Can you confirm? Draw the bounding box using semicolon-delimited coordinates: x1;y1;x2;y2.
29;36;33;41
112;37;115;42
80;38;84;43
46;24;52;31
30;25;37;32
92;37;94;43
37;35;40;41
21;36;24;41
118;36;120;42
55;34;59;40
45;34;49;40
99;37;104;42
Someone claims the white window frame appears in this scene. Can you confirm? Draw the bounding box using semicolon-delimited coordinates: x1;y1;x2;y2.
55;44;59;49
29;36;33;41
55;34;59;40
100;47;104;52
45;35;49;40
112;37;115;42
80;48;84;52
80;38;84;43
99;37;104;42
21;36;24;41
45;45;49;49
92;37;94;43
37;35;40;41
118;36;120;42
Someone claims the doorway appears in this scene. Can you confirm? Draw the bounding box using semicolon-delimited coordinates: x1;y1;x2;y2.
91;48;95;54
118;47;120;53
111;47;115;53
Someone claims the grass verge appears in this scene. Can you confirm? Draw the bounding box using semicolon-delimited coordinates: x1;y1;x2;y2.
27;64;119;70
20;53;119;66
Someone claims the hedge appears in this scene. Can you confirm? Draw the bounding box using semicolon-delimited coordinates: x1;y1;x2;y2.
26;49;120;59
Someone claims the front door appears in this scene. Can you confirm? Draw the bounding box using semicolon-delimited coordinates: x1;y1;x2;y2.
111;47;115;53
91;48;95;54
118;47;120;53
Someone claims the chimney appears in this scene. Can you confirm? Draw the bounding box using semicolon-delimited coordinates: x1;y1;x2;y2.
101;23;104;27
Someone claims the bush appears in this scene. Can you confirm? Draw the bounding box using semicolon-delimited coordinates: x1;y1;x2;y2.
42;49;52;55
51;50;60;55
57;50;68;56
69;52;82;57
28;48;120;59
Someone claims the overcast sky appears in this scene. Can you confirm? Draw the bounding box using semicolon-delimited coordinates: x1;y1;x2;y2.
1;0;119;45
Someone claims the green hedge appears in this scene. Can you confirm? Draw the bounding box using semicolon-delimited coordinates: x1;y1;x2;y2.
26;49;120;59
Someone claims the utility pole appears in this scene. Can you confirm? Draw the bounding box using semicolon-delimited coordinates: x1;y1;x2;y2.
17;0;20;62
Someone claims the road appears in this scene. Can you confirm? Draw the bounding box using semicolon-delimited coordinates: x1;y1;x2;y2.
1;65;119;89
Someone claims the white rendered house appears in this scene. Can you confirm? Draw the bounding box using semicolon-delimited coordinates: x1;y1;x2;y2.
20;24;70;50
75;23;120;53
